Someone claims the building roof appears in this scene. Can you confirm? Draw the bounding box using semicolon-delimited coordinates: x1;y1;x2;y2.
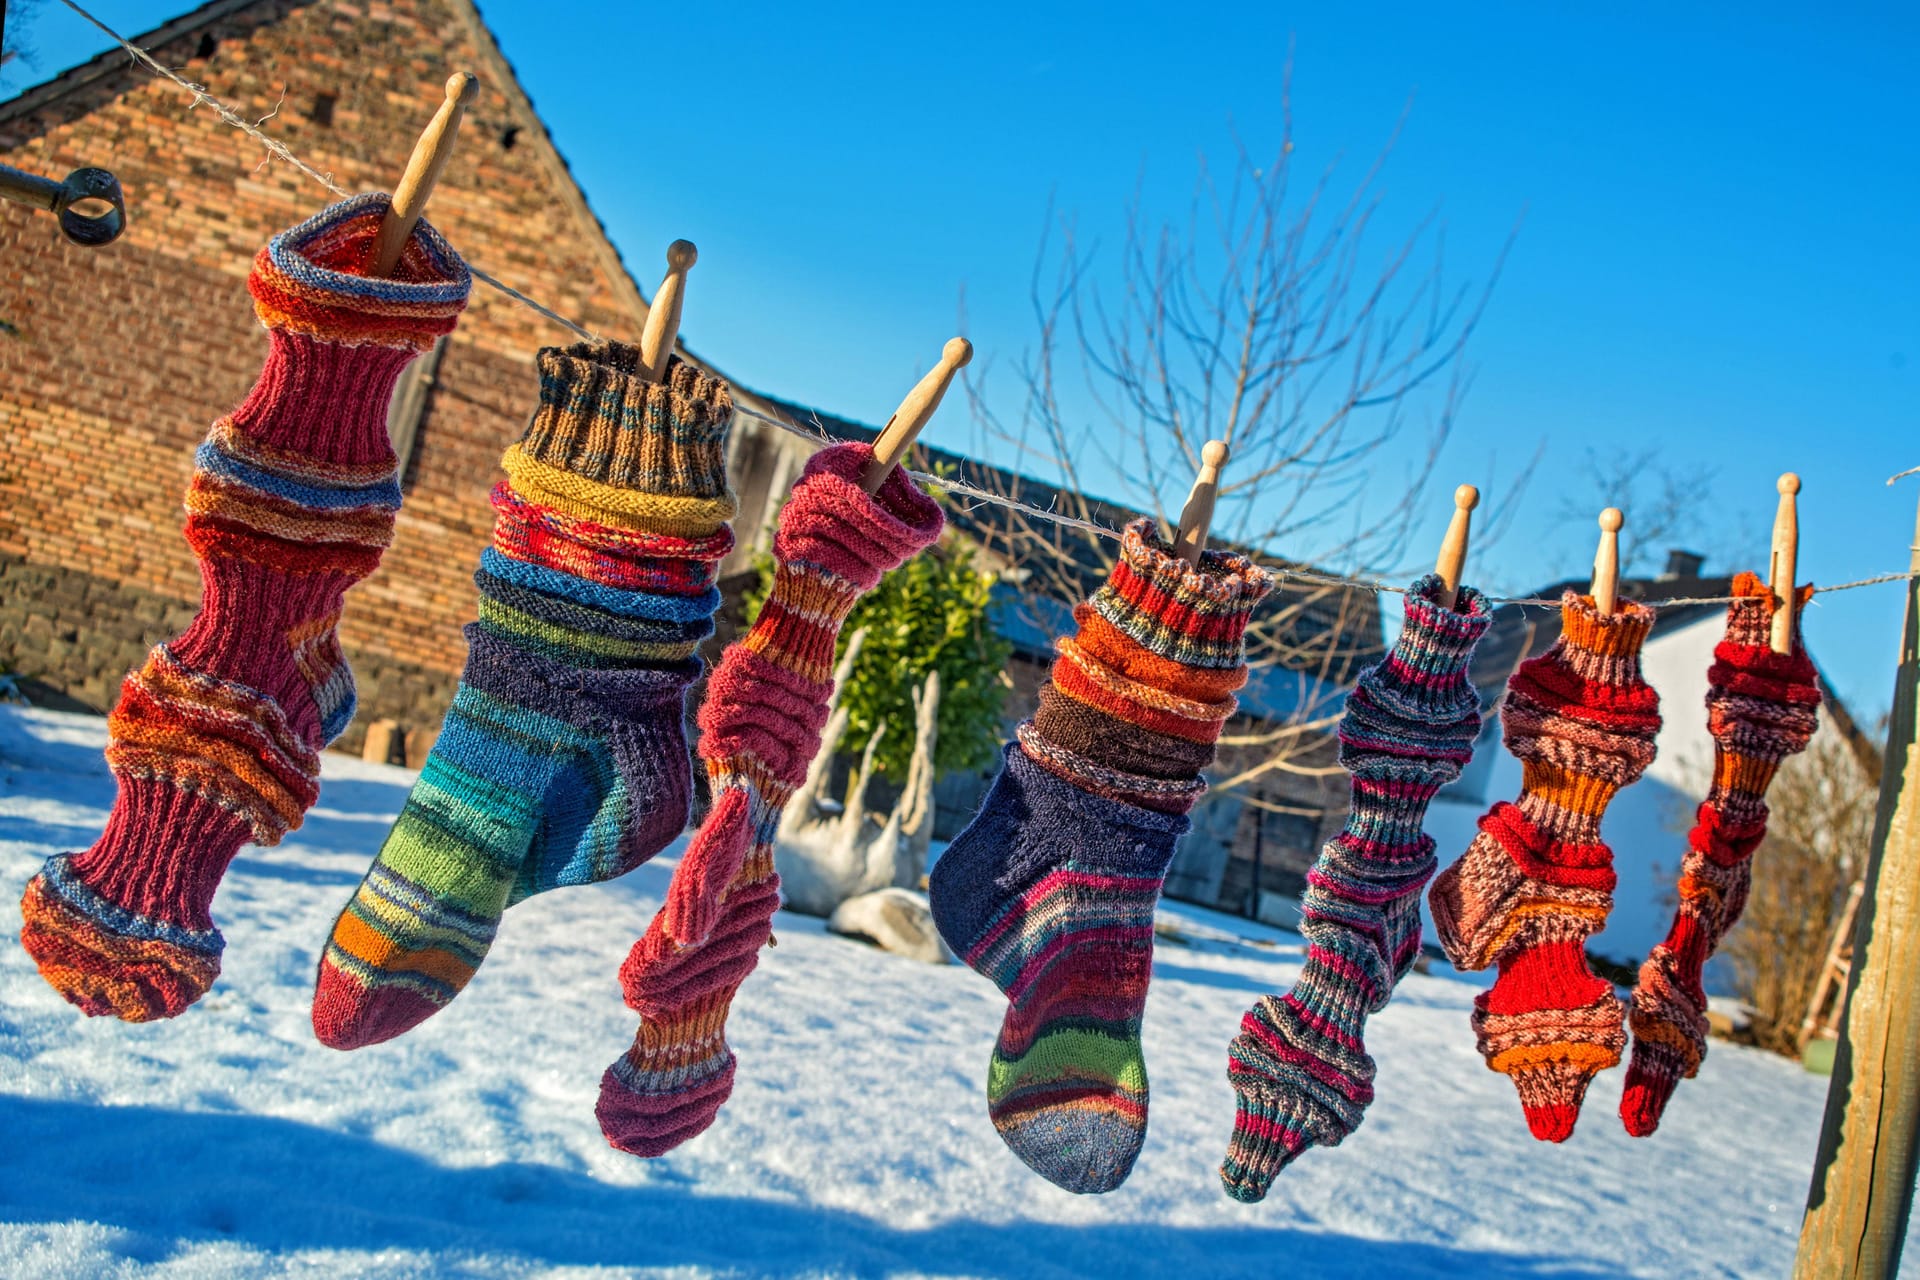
1462;557;1870;760
1462;567;1735;707
752;389;1386;700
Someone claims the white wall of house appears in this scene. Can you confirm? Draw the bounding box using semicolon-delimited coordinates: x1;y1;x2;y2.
1420;610;1840;988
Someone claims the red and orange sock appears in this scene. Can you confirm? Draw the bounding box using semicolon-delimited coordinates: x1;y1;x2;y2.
1428;593;1661;1140
19;196;469;1021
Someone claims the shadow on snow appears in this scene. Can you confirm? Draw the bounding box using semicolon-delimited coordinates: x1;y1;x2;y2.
0;1094;1622;1280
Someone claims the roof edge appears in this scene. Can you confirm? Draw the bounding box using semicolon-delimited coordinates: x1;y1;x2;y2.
0;0;660;339
0;0;272;125
448;0;649;328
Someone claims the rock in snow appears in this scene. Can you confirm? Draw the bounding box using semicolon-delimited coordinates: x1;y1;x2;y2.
826;888;951;964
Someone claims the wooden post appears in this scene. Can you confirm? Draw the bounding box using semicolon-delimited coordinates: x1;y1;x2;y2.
361;719;403;766
1793;485;1920;1279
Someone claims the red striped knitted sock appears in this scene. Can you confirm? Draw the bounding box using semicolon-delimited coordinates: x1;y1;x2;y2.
18;195;469;1022
1621;574;1818;1135
1428;593;1662;1140
597;443;944;1157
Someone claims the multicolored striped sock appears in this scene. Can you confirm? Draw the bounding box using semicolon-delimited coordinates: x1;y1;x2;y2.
929;520;1272;1194
18;195;470;1022
310;344;735;1050
597;443;944;1157
1622;574;1818;1135
1428;593;1662;1141
1221;574;1490;1201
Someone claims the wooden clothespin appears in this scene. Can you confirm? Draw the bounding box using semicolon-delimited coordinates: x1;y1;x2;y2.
1174;441;1230;567
861;337;973;494
372;72;479;277
638;240;698;383
1434;484;1479;611
1769;472;1801;654
1592;507;1625;617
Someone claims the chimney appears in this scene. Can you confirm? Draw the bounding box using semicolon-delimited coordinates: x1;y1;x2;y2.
1662;549;1705;580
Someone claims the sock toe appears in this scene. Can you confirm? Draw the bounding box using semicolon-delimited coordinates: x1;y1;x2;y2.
309;952;453;1049
992;1092;1148;1195
20;866;222;1023
1219;1093;1314;1203
1523;1101;1582;1143
1620;1062;1680;1137
1509;1060;1603;1143
597;1053;736;1157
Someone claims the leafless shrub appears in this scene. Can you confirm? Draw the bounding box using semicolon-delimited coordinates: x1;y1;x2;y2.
958;57;1522;800
1720;725;1879;1055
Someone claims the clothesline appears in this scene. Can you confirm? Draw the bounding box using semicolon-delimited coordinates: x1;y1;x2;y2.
51;0;1920;611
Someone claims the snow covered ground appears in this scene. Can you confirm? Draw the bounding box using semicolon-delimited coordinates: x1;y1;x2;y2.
0;703;1874;1279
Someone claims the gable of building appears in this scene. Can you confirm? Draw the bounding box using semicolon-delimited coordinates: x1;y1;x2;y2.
0;0;668;746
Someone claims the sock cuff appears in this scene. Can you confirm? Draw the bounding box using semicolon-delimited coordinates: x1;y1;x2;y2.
771;443;945;589
488;481;732;601
1032;683;1219;774
1555;591;1657;669
687;446;940;788
1704;573;1822;755
1501;594;1662;777
1068;606;1252;703
1336;574;1492;779
1090;519;1273;670
1048;633;1237;738
500;444;739;536
1387;574;1494;684
519;347;735;504
490;481;733;566
1016;722;1210;814
249;193;470;351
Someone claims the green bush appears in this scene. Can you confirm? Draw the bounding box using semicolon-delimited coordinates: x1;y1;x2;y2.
745;532;1011;783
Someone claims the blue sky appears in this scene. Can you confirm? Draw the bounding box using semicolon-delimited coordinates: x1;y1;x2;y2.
6;1;1916;717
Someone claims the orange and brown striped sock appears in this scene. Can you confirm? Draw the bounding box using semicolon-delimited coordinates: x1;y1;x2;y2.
1428;592;1662;1141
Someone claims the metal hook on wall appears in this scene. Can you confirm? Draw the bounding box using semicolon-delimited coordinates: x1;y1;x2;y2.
0;163;128;246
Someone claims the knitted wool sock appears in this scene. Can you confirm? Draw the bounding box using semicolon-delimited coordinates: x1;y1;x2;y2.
18;195;469;1022
597;442;943;1156
311;345;735;1049
1428;593;1661;1140
1621;574;1817;1135
1221;574;1490;1201
930;519;1272;1194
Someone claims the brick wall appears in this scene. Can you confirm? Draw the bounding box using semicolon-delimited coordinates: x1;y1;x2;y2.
0;0;650;749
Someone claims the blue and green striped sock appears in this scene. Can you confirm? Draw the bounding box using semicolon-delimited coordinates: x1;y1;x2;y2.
311;346;736;1049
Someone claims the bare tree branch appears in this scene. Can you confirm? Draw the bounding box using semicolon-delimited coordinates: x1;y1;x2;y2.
959;70;1518;806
